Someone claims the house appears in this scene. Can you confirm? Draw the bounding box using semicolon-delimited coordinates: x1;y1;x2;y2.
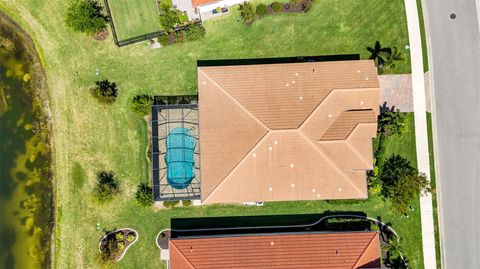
169;231;381;269
197;59;380;204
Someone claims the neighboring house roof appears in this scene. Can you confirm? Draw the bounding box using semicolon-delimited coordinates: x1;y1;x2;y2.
198;60;380;204
191;0;217;7
169;231;381;269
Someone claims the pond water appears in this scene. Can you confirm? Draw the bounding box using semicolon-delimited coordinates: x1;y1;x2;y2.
0;19;53;269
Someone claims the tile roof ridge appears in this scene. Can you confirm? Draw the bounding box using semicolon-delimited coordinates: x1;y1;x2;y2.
345;122;377;168
170;240;196;269
351;232;379;269
297;131;365;197
198;68;270;131
202;131;270;203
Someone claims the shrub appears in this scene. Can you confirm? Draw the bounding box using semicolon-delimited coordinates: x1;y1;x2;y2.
163;200;179;208
135;182;153;208
158;33;170;46
90;80;117;105
271;2;282;13
378;110;407;137
182;200;192;206
65;0;108;34
130;94;154;115
92;171;119;203
238;2;255;23
126;233;135;242
159;4;181;32
256;4;268;16
183;23;206;42
115;232;124;241
116;241;125;251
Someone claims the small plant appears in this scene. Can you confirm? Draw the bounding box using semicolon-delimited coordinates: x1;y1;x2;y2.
256;4;268;16
271;2;282;13
135;182;153;208
238;2;255;23
163;200;179;208
182;200;192;206
378;110;407;137
90;80;118;105
65;0;108;34
92;171;119;203
126;233;135;242
116;241;125;251
115;232;124;241
130;94;154;115
158;33;169;46
159;4;182;33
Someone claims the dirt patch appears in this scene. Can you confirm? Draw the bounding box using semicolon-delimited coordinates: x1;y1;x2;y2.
94;28;109;41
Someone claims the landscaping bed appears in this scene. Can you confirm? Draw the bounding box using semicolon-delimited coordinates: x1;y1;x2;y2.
99;228;138;262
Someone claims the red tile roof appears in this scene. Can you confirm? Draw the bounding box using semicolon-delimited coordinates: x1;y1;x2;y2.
170;232;381;269
192;0;218;7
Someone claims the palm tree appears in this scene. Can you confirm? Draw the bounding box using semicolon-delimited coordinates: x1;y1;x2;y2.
367;41;391;67
383;47;405;70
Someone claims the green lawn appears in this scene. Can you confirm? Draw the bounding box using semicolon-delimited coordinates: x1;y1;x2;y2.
427;112;442;269
0;0;416;268
416;0;429;72
107;0;161;40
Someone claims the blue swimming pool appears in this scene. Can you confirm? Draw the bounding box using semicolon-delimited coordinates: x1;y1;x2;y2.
165;128;196;189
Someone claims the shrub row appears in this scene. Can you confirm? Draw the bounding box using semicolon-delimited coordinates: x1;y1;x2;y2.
239;0;314;24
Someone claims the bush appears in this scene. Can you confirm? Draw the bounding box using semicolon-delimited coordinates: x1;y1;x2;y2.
238;2;255;23
116;241;125;251
126;233;135;242
256;4;268;16
115;232;124;241
92;171;119;203
65;0;108;34
378;110;407;137
135;182;153;208
183;23;206;42
159;4;181;32
158;33;170;46
163;200;179;208
90;80;118;105
182;200;192;206
130;94;154;115
271;2;283;13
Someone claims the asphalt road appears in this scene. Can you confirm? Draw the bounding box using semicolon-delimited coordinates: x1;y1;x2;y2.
423;0;480;268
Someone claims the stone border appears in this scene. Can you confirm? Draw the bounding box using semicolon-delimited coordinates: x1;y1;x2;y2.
98;228;139;262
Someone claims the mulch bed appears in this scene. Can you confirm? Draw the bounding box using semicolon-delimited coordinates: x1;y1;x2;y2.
157;229;171;249
99;229;137;262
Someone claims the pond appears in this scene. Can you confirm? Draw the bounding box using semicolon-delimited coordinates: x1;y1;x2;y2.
0;14;53;269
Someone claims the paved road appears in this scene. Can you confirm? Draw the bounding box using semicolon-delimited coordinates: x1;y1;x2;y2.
423;0;480;268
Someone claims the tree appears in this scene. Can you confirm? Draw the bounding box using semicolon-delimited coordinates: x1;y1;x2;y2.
92;171;119;203
384;238;408;269
367;41;391;67
380;155;430;214
90;80;118;105
159;4;181;33
130;94;154;115
378;110;407;137
65;0;108;34
256;4;268;16
238;2;256;23
134;182;153;207
383;46;405;71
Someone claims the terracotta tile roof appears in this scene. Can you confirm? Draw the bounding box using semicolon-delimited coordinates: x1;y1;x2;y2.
191;0;218;7
198;60;380;203
169;231;381;269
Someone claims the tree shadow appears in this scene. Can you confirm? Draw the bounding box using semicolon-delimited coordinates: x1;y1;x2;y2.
379;101;396;114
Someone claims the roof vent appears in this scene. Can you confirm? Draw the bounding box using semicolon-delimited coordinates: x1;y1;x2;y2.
274;140;278;145
291;183;295;188
268;187;273;191
286;83;289;87
202;81;206;85
312;189;316;193
295;72;299;76
268;146;273;151
360;101;364;105
270;241;275;246
338;187;342;192
357;70;361;73
252;153;256;158
292;80;296;84
317;194;321;198
290;163;294;168
299;96;303;100
328;114;332;118
365;77;369;81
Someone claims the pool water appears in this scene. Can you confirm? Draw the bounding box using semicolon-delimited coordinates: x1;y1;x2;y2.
165;128;196;189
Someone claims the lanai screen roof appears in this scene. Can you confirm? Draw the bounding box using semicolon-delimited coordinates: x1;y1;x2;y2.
170;231;381;269
197;60;380;204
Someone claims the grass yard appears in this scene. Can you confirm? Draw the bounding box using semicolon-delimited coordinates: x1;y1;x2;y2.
0;0;416;268
107;0;161;40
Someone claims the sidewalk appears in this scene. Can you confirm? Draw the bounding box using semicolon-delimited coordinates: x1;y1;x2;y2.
403;0;437;268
